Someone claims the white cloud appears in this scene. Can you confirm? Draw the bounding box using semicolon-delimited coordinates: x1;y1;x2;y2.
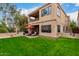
75;3;79;6
17;6;40;16
20;9;28;16
17;8;29;16
67;11;78;22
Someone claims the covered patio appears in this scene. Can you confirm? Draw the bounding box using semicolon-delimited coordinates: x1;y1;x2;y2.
26;24;39;36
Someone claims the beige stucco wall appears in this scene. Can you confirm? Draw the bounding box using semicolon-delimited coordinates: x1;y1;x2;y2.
39;20;58;37
39;4;56;22
54;4;66;25
53;3;69;34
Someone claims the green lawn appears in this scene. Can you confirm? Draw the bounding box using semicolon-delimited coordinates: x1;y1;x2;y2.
0;36;79;56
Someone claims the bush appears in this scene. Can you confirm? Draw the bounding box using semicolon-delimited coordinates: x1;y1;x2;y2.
7;28;15;32
0;28;8;33
73;27;79;33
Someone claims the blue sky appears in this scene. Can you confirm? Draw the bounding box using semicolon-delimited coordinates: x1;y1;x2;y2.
16;3;44;10
61;3;79;13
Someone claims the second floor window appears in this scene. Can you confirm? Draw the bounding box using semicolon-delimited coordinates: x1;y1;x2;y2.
57;6;61;17
41;6;52;17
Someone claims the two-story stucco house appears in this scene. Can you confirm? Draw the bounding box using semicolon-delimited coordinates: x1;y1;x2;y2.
27;3;70;37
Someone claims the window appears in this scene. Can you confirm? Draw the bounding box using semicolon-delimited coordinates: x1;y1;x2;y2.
41;6;52;17
41;25;51;33
57;6;61;17
48;7;52;14
57;25;61;32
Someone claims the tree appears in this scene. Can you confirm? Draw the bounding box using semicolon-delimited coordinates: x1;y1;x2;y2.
14;10;21;33
19;14;28;31
0;4;28;33
70;21;76;32
14;10;28;33
70;20;76;36
0;3;16;30
15;10;28;31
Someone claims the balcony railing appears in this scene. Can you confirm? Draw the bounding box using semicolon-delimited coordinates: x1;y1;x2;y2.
29;18;39;22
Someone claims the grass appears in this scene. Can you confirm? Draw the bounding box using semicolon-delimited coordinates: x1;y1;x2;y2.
0;36;79;56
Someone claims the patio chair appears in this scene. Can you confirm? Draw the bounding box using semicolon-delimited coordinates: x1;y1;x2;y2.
32;31;38;36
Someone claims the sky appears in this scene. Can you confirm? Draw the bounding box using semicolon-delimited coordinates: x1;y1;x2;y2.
61;3;79;13
61;3;79;22
16;3;44;9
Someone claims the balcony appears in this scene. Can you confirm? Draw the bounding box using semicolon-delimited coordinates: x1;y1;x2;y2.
28;9;39;22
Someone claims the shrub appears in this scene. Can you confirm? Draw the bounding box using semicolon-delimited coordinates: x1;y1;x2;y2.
0;28;8;33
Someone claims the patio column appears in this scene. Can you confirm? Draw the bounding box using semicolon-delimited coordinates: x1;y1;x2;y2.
27;16;30;23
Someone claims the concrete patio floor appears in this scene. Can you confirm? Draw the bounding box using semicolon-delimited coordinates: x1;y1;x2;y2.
0;32;23;39
0;32;39;39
